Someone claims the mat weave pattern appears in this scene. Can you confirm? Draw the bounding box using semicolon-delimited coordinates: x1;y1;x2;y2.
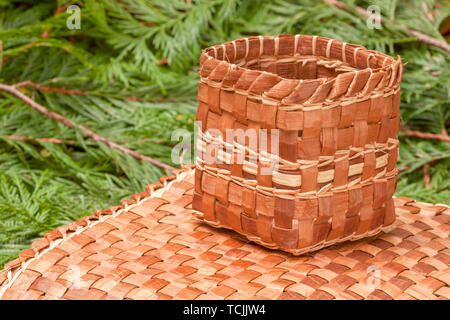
193;35;403;254
0;168;448;300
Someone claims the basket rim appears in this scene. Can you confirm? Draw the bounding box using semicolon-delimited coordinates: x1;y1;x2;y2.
200;34;403;106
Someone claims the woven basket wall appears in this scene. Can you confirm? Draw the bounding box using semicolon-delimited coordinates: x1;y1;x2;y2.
192;34;404;255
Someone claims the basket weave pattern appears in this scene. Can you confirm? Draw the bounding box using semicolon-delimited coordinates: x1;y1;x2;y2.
0;168;448;300
193;35;403;254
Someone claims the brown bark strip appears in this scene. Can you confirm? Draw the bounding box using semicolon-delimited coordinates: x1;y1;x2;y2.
14;80;90;95
2;39;40;64
401;128;450;143
12;80;166;102
0;83;176;172
324;0;450;54
423;165;431;189
4;135;76;145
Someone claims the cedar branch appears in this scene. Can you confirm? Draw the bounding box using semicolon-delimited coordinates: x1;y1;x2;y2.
14;80;90;95
0;83;176;172
4;135;76;145
12;80;169;102
423;165;430;189
324;0;450;53
401;128;450;143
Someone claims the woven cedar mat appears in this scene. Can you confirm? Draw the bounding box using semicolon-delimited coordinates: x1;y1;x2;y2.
0;167;449;300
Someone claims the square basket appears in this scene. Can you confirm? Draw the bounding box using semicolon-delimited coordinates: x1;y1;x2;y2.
192;34;403;255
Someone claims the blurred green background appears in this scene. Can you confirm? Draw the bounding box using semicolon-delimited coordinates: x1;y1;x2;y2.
0;0;449;268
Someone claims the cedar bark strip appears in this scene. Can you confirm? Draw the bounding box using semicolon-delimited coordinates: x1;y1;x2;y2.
0;83;176;172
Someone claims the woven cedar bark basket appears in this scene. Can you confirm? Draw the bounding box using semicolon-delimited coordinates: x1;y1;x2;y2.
0;168;449;300
192;34;404;255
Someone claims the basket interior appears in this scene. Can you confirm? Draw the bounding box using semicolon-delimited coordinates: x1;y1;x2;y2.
240;55;359;80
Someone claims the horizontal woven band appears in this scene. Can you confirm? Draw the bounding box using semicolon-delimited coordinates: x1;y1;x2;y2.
196;133;398;191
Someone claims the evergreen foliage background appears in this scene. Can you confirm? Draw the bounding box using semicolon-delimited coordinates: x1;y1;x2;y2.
0;0;448;268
